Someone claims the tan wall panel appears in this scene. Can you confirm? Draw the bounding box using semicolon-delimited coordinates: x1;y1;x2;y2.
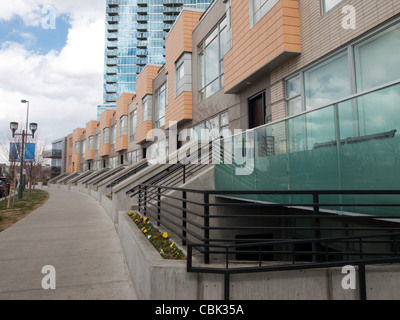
224;0;301;93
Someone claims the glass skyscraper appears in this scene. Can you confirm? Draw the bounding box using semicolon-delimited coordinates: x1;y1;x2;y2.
101;0;213;110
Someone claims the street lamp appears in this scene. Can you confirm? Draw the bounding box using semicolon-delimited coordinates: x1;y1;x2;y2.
9;100;38;201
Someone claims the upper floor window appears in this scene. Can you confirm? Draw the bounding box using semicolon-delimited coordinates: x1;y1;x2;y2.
74;141;81;154
321;0;344;14
96;133;101;150
111;125;117;145
141;95;152;123
88;136;95;150
198;16;231;102
130;109;138;139
103;127;110;145
175;55;191;98
250;0;279;28
120;115;128;136
155;82;167;128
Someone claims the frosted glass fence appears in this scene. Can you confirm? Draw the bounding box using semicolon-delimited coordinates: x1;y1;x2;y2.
213;81;400;216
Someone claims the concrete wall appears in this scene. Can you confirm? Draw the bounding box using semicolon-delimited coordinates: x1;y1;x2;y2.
118;211;400;300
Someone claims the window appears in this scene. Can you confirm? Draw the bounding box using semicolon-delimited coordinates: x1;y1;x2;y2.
285;52;351;114
177;62;184;80
127;150;139;165
103;127;110;145
250;0;279;27
286;75;302;116
96;133;101;150
88;136;95;150
155;82;167;128
120;115;128;136
198;16;231;102
190;111;230;142
74;141;81;154
321;0;344;14
304;51;350;110
130;109;138;139
111;125;117;145
141;96;152;123
354;23;400;92
175;55;191;97
285;20;400;117
82;140;86;157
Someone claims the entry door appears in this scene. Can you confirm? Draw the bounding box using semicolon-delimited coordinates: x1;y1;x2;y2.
248;93;265;129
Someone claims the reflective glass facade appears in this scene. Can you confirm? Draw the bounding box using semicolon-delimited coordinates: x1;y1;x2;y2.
102;0;213;107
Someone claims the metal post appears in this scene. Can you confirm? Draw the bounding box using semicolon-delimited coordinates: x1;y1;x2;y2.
204;192;210;264
182;190;187;246
359;264;367;300
157;187;161;227
224;273;230;301
312;192;321;262
18;131;25;201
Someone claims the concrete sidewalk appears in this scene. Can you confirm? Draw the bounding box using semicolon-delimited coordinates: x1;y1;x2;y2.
0;188;137;300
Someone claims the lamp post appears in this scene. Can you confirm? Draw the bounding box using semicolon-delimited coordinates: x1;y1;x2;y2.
10;100;37;201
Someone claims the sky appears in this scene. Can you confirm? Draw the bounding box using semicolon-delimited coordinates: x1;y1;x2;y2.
0;0;106;162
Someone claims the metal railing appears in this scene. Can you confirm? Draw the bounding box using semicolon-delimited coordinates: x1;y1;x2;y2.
127;141;213;199
135;186;400;300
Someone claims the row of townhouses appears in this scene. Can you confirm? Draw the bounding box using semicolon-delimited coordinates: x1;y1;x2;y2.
46;0;400;299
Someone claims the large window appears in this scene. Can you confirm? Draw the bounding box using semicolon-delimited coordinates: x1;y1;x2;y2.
96;133;101;150
304;51;350;110
88;136;95;150
285;20;400;116
286;75;302;116
74;141;81;154
354;23;400;92
155;82;167;128
198;16;231;102
250;0;279;27
141;98;148;123
321;0;344;14
103;127;110;145
120;115;128;136
130;109;138;139
111;125;117;145
141;96;152;123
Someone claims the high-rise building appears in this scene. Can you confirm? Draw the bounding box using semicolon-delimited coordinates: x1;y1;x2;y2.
101;0;213;110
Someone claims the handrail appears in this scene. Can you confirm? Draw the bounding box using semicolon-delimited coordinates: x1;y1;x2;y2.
135;185;400;300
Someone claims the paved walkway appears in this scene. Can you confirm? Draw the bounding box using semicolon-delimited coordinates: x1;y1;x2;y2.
0;188;137;300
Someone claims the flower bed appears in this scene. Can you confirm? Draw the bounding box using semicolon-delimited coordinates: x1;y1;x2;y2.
127;212;185;260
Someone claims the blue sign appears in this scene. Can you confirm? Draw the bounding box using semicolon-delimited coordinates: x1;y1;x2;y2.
9;143;36;162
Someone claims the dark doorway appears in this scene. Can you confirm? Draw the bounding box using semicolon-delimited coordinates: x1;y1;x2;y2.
248;92;265;129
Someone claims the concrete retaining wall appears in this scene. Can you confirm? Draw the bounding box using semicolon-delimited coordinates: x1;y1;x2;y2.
118;211;400;300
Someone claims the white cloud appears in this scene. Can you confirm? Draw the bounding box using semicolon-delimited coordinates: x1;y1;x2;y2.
0;0;106;159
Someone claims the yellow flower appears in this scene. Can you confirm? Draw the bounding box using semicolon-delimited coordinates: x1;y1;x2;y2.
144;230;148;234
162;232;168;239
170;243;175;248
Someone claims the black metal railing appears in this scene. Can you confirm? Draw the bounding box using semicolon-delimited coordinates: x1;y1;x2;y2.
135;186;400;300
106;161;149;190
127;141;213;199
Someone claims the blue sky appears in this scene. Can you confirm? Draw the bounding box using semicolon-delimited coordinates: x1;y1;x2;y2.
0;1;106;162
0;14;70;54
